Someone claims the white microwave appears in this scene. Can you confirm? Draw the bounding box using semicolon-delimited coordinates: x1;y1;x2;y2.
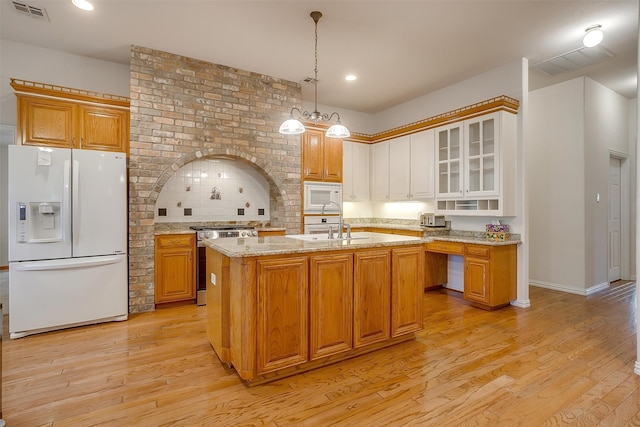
303;181;342;214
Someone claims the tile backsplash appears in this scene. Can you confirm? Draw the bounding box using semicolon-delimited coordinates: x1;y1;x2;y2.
155;158;270;222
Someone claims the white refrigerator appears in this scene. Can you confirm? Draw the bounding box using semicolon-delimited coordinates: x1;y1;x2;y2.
8;145;128;339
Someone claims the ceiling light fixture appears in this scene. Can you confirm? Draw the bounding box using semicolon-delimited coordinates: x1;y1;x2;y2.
72;0;94;11
279;11;350;139
345;75;357;81
583;24;603;47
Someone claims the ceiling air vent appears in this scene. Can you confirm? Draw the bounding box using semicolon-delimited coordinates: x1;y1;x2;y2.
12;1;49;21
533;45;614;76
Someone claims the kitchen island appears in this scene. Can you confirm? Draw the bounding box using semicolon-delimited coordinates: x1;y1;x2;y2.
204;232;425;385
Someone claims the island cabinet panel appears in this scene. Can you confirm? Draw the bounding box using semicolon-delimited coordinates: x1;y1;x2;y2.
154;234;196;305
309;253;354;360
256;257;309;375
206;248;231;363
353;250;391;348
391;246;424;337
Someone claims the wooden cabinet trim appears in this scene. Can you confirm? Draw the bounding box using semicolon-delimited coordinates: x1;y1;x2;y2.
465;244;491;259
11;78;130;108
425;240;465;255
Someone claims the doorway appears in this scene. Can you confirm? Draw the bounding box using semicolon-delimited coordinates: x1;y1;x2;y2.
608;152;630;283
608;157;621;282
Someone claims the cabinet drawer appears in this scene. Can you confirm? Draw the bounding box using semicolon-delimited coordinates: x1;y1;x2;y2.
425;240;464;255
465;244;491;259
156;234;195;248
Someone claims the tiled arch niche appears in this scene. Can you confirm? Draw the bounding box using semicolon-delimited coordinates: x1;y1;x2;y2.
128;45;302;312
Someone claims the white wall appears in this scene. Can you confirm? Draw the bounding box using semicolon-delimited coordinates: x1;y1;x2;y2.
585;79;632;288
529;78;586;292
0;39;130;126
529;77;633;295
368;60;524;134
630;98;637;280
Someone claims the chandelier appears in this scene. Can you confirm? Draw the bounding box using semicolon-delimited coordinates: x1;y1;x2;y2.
279;11;351;139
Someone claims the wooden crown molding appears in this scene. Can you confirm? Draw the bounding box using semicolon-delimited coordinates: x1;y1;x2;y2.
10;78;130;109
344;95;520;144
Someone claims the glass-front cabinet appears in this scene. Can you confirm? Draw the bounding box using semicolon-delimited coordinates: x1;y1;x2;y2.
465;114;498;197
437;122;463;198
435;110;517;216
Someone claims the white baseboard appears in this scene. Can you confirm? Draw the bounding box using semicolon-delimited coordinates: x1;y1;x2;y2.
586;282;610;295
530;280;610;296
634;361;640;376
511;299;531;308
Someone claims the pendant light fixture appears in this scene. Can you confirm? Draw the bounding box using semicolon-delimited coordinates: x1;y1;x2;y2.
279;11;351;139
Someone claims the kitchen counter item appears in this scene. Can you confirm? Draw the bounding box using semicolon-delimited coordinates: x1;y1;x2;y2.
420;213;445;227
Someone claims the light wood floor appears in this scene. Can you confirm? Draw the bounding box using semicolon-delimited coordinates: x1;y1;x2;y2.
3;283;640;426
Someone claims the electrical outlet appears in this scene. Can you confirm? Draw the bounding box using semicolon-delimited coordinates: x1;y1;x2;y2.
211;273;216;285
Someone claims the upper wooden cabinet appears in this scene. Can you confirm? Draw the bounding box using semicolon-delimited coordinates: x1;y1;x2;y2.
79;105;129;152
11;79;130;155
302;128;342;182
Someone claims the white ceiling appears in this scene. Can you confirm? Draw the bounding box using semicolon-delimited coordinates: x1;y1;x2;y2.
1;0;637;114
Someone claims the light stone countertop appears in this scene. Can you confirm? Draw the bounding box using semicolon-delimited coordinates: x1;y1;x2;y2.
204;231;520;258
204;232;424;258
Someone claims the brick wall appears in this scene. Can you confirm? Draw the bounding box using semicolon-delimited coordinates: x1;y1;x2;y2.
129;45;302;312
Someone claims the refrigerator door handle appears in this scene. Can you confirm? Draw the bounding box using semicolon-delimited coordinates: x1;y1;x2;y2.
64;159;72;245
71;158;79;249
11;255;124;272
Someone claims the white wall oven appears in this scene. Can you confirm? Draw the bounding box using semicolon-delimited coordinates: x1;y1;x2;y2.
303;181;342;214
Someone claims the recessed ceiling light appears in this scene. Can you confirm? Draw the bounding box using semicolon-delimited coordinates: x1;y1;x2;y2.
72;0;94;11
583;25;603;47
345;74;357;81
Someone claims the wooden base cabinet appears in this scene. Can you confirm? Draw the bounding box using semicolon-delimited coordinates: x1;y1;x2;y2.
391;247;424;336
210;243;425;385
154;234;196;305
463;244;516;309
425;240;517;310
256;257;309;375
310;253;353;360
354;250;391;347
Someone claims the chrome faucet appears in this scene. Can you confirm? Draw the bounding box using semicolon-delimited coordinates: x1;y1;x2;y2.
321;200;350;238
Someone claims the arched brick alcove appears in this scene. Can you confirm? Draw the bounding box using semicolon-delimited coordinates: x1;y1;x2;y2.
128;45;302;312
